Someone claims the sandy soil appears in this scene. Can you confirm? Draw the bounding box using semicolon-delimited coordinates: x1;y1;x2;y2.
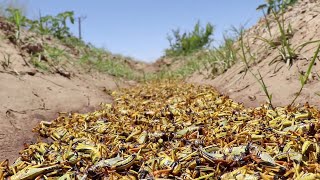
188;0;320;108
0;20;137;162
0;71;137;162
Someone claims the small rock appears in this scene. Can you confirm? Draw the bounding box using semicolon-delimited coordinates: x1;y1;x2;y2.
26;69;37;76
248;96;256;101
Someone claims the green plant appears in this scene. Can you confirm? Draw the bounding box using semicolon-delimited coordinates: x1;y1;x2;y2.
254;70;274;110
5;7;28;41
165;21;214;56
29;45;69;70
62;36;87;48
290;44;320;106
258;4;296;67
256;0;295;39
236;25;275;109
172;58;202;78
45;46;66;59
5;8;75;41
256;4;272;37
256;0;320;67
257;0;297;37
257;34;320;65
231;26;252;75
50;11;75;39
143;54;206;81
78;47;138;80
29;15;51;35
30;11;75;39
31;54;49;71
94;59;136;79
212;35;239;71
259;0;298;14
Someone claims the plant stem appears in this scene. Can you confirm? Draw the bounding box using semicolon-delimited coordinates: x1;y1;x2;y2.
290;44;320;106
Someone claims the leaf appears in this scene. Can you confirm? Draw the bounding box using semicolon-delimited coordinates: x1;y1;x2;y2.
294;39;320;53
299;74;305;86
256;4;268;10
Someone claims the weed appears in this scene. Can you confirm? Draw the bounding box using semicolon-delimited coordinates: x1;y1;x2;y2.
256;10;295;67
29;45;69;71
146;54;206;81
30;11;75;39
212;35;238;70
44;46;67;63
1;52;11;69
78;47;138;80
256;0;320;67
3;7;140;80
232;26;251;75
5;7;75;42
260;0;298;14
290;44;320;106
31;54;49;71
94;59;136;79
254;70;274;110
5;7;28;41
256;4;272;37
256;0;298;21
172;58;202;78
62;36;86;49
316;72;320;79
236;25;275;109
49;11;75;39
165;21;214;56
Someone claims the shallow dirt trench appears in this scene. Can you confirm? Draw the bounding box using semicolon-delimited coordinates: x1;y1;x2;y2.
0;72;133;162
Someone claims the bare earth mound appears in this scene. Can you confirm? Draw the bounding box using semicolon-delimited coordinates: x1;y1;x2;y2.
188;0;320;108
0;20;136;161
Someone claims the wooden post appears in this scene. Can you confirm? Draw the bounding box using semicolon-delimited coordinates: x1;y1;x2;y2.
78;16;87;40
78;17;82;40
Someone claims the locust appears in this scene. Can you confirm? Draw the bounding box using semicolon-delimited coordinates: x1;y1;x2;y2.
2;82;320;179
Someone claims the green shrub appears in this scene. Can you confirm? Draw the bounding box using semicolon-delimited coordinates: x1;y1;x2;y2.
30;11;75;39
5;8;75;41
165;21;214;56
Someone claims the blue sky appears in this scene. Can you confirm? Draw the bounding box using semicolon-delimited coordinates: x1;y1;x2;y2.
23;1;264;62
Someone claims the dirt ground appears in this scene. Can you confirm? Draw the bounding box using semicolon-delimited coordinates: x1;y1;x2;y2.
0;71;137;162
188;0;320;108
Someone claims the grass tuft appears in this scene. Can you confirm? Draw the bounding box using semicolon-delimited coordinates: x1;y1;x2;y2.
79;47;138;80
